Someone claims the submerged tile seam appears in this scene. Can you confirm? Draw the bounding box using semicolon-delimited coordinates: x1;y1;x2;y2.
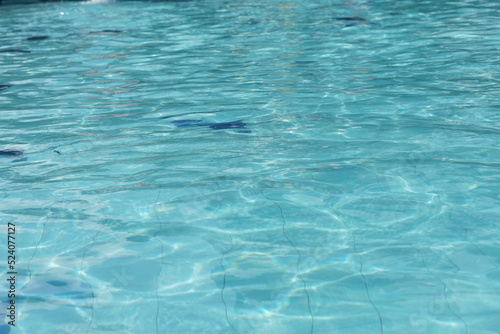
352;234;384;334
466;235;500;271
420;252;469;334
23;207;101;334
80;216;108;334
80;162;135;334
260;190;315;334
153;187;165;334
450;212;500;272
212;181;240;333
26;208;52;285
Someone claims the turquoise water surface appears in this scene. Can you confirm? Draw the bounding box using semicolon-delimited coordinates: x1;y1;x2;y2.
1;0;499;333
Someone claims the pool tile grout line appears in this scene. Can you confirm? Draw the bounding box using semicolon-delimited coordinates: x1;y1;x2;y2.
260;189;315;334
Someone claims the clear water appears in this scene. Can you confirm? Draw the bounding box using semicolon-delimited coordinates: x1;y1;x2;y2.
1;0;499;333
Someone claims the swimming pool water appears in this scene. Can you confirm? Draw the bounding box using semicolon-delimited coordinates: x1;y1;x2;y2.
1;0;499;333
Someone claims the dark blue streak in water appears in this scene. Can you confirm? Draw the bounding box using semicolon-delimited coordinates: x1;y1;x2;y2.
172;120;251;133
0;149;23;156
0;149;26;162
0;49;31;53
333;17;366;21
333;17;369;27
26;36;49;41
